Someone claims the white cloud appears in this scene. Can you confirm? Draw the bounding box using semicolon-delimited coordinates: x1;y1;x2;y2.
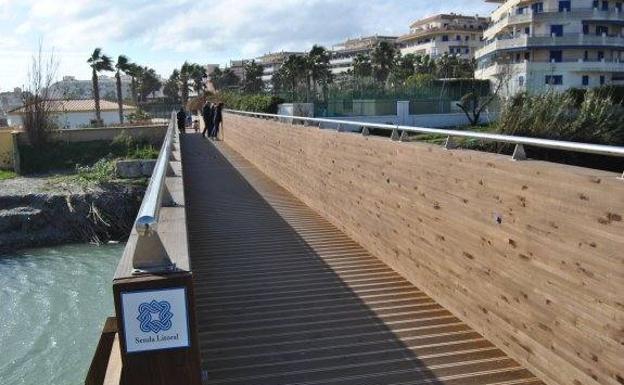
0;0;496;90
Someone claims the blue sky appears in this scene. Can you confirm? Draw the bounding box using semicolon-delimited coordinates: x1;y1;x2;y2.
0;0;496;91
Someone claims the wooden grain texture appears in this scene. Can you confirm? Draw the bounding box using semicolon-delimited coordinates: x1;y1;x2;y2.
222;113;624;385
181;133;543;385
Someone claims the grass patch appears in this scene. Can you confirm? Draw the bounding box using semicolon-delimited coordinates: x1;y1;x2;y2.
0;170;16;180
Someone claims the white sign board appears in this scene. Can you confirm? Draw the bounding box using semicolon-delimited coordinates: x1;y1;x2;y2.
120;287;190;353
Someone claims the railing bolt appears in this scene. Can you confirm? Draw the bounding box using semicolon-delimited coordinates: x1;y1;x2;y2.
361;127;370;136
512;144;527;161
399;131;410;142
390;128;400;141
337;124;344;132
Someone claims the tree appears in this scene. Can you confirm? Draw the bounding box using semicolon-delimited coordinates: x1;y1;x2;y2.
371;41;396;84
87;48;114;125
115;55;133;124
136;66;162;101
307;45;333;101
126;63;142;104
278;55;307;100
22;42;58;148
415;54;436;75
389;53;416;87
211;67;241;91
243;60;265;93
455;61;509;126
163;69;181;103
179;62;192;104
353;54;372;79
190;64;207;95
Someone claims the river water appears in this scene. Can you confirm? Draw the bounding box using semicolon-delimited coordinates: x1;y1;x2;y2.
0;243;124;385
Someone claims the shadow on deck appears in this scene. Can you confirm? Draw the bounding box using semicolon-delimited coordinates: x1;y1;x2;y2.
181;132;543;385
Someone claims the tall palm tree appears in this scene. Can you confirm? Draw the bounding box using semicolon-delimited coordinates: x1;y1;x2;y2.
126;63;142;105
371;41;396;84
307;45;332;101
87;48;114;125
115;55;133;124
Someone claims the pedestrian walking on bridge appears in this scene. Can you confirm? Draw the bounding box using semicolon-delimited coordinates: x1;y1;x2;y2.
176;107;186;134
211;102;223;140
202;101;214;138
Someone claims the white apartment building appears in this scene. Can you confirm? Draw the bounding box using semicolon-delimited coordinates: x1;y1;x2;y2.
476;0;624;95
329;36;398;76
256;51;304;85
398;14;490;58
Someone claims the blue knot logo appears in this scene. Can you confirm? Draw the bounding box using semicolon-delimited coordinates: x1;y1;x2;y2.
137;300;173;333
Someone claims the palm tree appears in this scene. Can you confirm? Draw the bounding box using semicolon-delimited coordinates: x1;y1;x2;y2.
115;55;133;124
371;41;396;84
307;45;332;101
279;55;307;101
87;48;114;125
126;63;142;104
353;54;372;79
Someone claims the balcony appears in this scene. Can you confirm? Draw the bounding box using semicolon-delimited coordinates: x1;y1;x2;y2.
485;8;624;40
476;33;624;58
476;59;624;80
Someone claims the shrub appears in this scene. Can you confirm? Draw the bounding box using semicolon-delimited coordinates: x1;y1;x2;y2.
210;92;284;113
496;89;624;145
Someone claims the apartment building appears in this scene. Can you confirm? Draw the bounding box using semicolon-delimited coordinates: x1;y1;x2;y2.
475;0;624;95
398;13;490;58
329;35;398;76
256;51;304;85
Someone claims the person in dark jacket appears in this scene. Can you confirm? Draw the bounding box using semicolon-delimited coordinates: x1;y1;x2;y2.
201;101;214;138
176;107;186;134
211;102;223;140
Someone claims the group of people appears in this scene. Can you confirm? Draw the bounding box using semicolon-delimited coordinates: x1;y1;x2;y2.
201;101;223;140
176;101;224;140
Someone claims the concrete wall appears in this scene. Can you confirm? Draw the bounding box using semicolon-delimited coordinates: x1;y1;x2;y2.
16;125;167;146
222;113;624;385
8;110;127;129
0;129;14;169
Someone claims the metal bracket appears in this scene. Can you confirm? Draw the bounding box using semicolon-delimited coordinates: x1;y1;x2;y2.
399;131;410;142
337;124;344;132
444;136;457;150
512;144;527;161
132;232;176;275
390;128;400;141
619;171;624;180
361;127;370;136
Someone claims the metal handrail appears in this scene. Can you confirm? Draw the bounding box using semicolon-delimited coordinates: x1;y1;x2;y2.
132;111;178;273
224;109;624;159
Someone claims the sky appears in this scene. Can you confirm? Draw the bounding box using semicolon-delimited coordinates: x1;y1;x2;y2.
0;0;496;91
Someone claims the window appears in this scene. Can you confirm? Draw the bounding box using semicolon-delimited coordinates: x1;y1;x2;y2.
525;27;531;35
584;50;589;60
545;75;563;85
600;75;606;85
517;6;527;14
465;35;470;41
583;24;589;34
559;0;571;11
531;2;544;13
516;53;521;62
596;25;609;35
550;50;563;62
465;48;470;54
519;76;525;87
582;75;589;85
593;0;599;8
456;35;461;41
617;2;623;12
442;35;449;41
598;51;605;60
551;25;564;36
524;52;531;60
602;0;609;10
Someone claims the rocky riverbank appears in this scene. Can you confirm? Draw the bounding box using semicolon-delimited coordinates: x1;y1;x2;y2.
0;176;145;252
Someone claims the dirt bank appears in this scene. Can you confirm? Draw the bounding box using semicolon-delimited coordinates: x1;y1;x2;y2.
0;177;144;252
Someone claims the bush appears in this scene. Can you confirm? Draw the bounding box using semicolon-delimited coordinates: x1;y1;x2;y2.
496;89;624;145
210;92;284;113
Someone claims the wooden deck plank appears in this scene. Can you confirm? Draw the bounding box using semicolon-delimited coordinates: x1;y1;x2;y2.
181;133;544;385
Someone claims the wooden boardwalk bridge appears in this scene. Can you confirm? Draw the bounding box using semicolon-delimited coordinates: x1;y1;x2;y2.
86;112;623;385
